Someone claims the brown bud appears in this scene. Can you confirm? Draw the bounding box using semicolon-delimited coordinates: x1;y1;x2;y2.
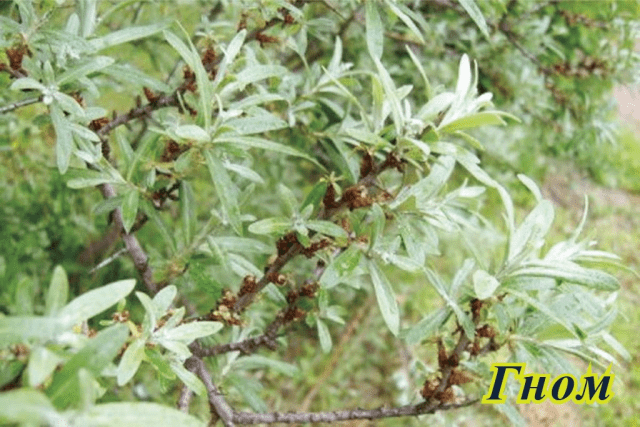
449;369;473;385
421;379;438;400
238;275;258;297
476;324;496;339
360;150;374;178
323;183;339;209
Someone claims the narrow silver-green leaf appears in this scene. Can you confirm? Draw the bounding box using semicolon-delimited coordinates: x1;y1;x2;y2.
204;149;241;234
306;220;347;239
405;46;431;100
115;128;134;168
278;184;298;217
56;56;115;85
50;106;73;174
365;0;384;60
320;246;362;289
170;362;207;397
121;190;139;235
228;374;268;413
139;199;177;254
439;112;506;133
473;269;500;299
175;124;210;142
162;321;223;343
90;22;169;51
457;0;490;39
213;29;246;90
367;259;400;336
72;402;205;427
248;217;290;235
10;77;46;91
153;285;177;315
507;289;579;338
66;169;122;189
28;346;62;387
45;265;69;315
317;318;332;353
0;389;64;426
214;135;320;167
508;200;554;261
369;203;385;251
0;317;62;345
510;261;619;291
236;65;288;85
233;355;299;377
423;268;476;339
58;279;136;327
104;64;172;93
385;1;425;44
225;115;288;135
180;181;196;245
517;174;543;202
47;324;129;408
403;308;450;345
117;337;145;386
206;236;272;254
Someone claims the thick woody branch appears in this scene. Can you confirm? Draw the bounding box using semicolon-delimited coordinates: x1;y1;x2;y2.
232;398;479;424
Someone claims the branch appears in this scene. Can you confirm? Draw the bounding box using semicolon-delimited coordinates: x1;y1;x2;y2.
95;12;292;139
0;96;42;114
192;319;282;357
232;398;479;424
193;278;322;357
232;153;401;312
177;384;193;413
96;92;179;137
100;183;158;293
187;356;235;427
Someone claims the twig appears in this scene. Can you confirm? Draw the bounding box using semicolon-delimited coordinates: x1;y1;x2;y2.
100;183;158;293
232;398;479;424
96;92;179;137
192;320;282;357
187;356;235;427
435;331;472;396
177;384;193;413
193;277;320;357
89;247;128;274
232;154;399;312
0;96;42;114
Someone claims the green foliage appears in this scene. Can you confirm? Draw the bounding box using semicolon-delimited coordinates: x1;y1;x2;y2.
0;0;637;426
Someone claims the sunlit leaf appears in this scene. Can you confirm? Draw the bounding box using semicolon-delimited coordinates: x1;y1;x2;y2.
317;318;332;353
367;259;400;336
58;279;136;327
47;324;129;408
117;337;145;386
457;0;490;39
45;265;69;316
91;22;169;50
204;149;241;234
